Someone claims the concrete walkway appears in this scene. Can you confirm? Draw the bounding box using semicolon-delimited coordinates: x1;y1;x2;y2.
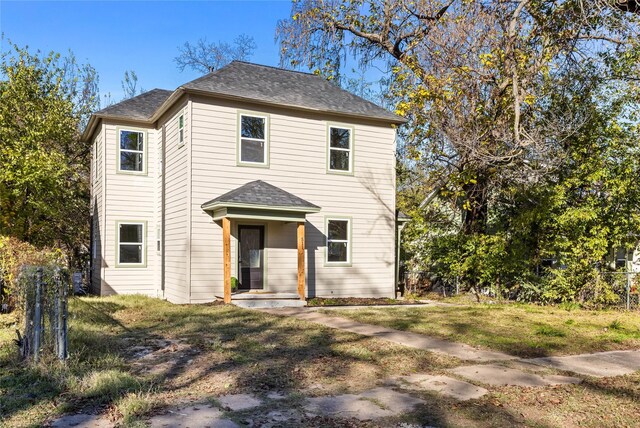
260;307;640;381
260;307;515;361
526;349;640;377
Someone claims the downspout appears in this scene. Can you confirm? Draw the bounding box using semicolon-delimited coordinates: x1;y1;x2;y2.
395;211;410;297
395;222;406;296
161;125;166;298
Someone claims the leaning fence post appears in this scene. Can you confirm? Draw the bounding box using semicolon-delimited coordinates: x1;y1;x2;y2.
33;267;43;363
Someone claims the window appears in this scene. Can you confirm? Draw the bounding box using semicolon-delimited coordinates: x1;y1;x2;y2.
178;114;184;145
326;218;351;264
156;227;161;253
117;222;145;265
119;130;145;172
328;126;353;173
239;114;268;165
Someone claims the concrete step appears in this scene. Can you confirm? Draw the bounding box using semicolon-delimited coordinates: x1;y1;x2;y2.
231;292;300;300
233;299;306;309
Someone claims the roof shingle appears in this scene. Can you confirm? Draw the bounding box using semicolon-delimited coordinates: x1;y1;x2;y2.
94;88;173;120
201;180;320;211
182;61;403;123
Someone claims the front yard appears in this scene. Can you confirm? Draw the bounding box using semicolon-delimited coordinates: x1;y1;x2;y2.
0;295;639;427
326;302;640;358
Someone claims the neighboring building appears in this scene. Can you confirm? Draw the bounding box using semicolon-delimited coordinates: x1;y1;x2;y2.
83;61;406;305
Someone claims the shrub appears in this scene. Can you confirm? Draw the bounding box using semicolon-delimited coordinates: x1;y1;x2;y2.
0;236;65;311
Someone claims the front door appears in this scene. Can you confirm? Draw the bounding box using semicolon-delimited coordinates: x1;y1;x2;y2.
238;225;265;290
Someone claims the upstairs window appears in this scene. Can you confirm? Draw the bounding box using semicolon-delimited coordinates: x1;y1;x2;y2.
117;222;145;266
326;218;351;264
178;114;184;146
328;126;353;173
239;113;268;165
119;129;145;173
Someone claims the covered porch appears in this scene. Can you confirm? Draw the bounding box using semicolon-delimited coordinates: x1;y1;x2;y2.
201;180;321;305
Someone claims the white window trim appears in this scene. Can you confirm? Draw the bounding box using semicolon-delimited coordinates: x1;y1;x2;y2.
327;126;353;173
178;114;184;146
325;217;352;265
238;113;269;166
117;129;146;174
116;221;146;267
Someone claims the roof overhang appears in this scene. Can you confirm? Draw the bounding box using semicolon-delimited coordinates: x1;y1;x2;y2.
180;87;407;126
205;204;321;223
81;84;407;142
209;207;309;222
396;210;411;225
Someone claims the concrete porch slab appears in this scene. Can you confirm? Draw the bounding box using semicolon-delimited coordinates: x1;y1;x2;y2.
230;292;301;300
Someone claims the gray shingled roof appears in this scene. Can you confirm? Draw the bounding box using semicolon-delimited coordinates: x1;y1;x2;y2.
93;89;173;120
201;180;320;211
182;61;404;123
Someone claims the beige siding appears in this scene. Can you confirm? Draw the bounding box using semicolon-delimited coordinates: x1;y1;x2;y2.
100;121;159;297
90;126;104;294
161;101;190;303
188;97;397;302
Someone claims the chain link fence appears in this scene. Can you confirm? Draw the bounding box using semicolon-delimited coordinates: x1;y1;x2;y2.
400;270;460;297
400;269;640;309
601;272;640;310
16;265;69;362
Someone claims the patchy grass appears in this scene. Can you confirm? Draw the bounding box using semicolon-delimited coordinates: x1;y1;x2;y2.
2;295;640;427
0;295;455;427
325;303;640;358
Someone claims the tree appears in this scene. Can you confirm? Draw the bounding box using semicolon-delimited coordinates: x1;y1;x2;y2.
278;0;639;235
121;69;143;100
278;0;640;299
175;34;256;74
0;42;98;268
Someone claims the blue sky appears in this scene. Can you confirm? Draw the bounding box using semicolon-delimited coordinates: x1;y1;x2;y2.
1;1;293;102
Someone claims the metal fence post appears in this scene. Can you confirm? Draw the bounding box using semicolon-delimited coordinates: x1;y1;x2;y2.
626;270;631;311
33;267;43;363
60;269;68;360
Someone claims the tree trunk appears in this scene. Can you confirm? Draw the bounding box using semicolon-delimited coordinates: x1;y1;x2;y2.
462;175;489;235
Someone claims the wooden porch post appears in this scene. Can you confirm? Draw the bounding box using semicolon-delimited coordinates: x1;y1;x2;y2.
223;217;231;304
297;222;305;301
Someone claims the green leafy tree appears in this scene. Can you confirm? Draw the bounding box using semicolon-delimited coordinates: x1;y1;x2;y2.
278;0;640;301
0;42;99;267
278;0;638;236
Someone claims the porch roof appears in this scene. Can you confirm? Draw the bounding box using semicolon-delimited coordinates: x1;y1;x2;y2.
201;180;321;222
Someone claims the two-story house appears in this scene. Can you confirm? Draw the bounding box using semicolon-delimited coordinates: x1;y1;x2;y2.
83;61;406;306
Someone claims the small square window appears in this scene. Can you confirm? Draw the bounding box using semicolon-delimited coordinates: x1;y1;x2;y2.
239;114;268;165
328;126;352;173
